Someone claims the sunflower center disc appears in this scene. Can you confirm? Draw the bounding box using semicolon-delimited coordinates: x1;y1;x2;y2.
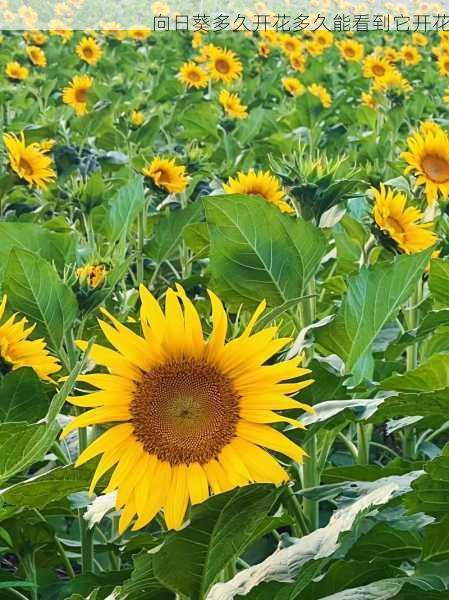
422;155;449;183
19;157;33;175
215;59;230;74
83;47;93;58
130;358;240;465
75;87;88;103
372;65;385;76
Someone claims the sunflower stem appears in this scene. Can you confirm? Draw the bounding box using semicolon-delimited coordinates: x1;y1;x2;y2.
283;486;309;537
356;423;372;465
76;408;95;575
402;281;422;459
136;205;147;286
298;278;320;530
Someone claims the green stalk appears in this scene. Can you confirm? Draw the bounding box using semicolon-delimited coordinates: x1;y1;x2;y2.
76;409;94;575
356;423;373;465
136;207;146;285
402;283;422;459
283;486;309;537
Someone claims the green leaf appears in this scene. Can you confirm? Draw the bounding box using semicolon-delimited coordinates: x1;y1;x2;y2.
147;201;204;266
152;484;282;599
423;517;449;562
0;346;88;484
347;523;422;562
179;103;219;140
429;259;449;305
205;194;326;308
380;354;449;393
4;248;78;352
315;251;432;373
119;551;175;600
93;174;145;243
0;368;48;423
0;464;97;508
0;222;76;274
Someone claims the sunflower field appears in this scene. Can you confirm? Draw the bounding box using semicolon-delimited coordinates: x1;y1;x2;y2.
3;23;449;600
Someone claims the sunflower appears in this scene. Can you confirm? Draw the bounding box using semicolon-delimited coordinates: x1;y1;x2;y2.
280;34;302;57
282;76;304;96
438;54;449;77
362;55;393;78
142;157;188;193
61;285;313;533
305;40;324;57
192;31;203;49
77;264;108;288
308;83;332;108
412;32;427;46
130;110;145;126
178;61;208;89
372;69;412;94
361;91;377;109
400;44;421;66
76;36;102;65
372;185;437;254
26;45;47;67
5;61;29;81
208;47;243;84
0;295;60;381
337;39;364;62
224;170;293;213
219;89;248;120
62;74;93;116
258;42;270;58
32;31;47;45
289;52;306;72
313;30;333;49
401;128;449;205
128;28;151;41
3;132;56;189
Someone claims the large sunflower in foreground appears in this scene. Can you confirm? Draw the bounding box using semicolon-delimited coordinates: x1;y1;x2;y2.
76;36;102;65
224;170;294;214
208;47;243;84
61;286;313;533
0;296;60;380
401;128;449;205
372;185;437;254
62;74;93;116
142;156;189;193
3;132;56;189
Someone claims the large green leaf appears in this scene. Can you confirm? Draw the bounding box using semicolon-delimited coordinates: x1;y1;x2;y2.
205;194;326;308
0;347;88;484
0;368;48;423
0;464;96;508
118;551;175;600
380;354;449;393
0;222;76;274
152;484;282;599
315;251;432;373
423;517;449;562
429;259;449;305
3;248;78;352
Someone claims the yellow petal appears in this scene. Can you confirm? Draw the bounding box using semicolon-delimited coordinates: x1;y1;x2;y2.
187;463;209;505
164;464;189;530
75;423;134;466
236;421;306;463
